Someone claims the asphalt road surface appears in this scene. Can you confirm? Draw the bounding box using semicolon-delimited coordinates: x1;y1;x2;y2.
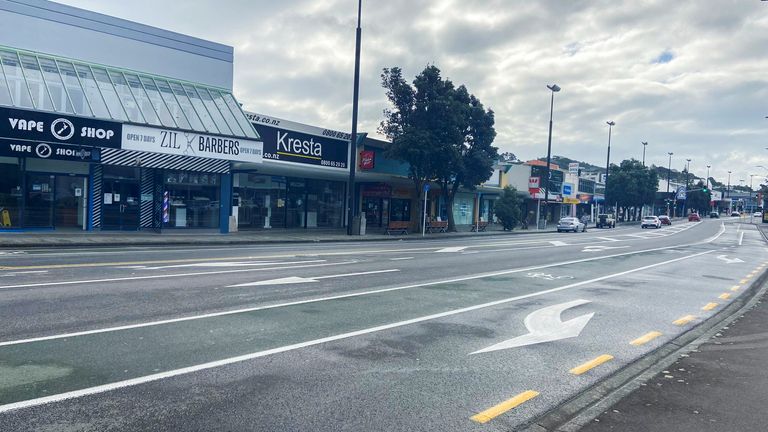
0;219;765;431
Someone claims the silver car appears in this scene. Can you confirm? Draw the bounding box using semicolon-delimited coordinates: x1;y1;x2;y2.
641;215;661;229
557;217;586;232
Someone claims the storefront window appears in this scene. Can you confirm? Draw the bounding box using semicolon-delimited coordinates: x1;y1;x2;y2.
165;170;220;228
390;198;411;222
307;180;345;228
235;174;286;230
0;161;22;228
25;173;54;228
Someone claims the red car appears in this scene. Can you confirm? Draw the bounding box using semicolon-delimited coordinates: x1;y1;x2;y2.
688;213;701;222
658;215;672;225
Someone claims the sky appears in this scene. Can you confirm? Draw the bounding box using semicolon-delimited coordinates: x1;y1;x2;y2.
57;0;768;187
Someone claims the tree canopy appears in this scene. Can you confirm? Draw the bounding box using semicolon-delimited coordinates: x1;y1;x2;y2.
605;159;658;212
379;65;498;230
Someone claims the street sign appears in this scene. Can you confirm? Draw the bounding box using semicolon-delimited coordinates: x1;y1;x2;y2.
563;183;573;195
423;183;430;193
568;162;579;174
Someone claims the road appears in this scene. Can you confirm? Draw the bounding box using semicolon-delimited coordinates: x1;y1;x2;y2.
0;219;764;431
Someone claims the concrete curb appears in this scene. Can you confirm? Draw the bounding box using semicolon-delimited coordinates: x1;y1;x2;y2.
521;233;768;432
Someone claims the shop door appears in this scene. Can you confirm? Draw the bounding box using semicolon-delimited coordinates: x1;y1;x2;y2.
54;176;87;229
102;179;140;230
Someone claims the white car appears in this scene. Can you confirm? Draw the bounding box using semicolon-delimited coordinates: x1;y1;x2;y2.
557;217;586;232
753;212;762;218
641;216;662;229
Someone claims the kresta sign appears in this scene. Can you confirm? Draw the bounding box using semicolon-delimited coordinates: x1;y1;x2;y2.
0;106;121;148
252;122;349;169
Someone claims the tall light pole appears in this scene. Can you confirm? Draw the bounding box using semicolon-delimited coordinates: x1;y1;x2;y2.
346;0;363;235
727;170;732;213
750;174;757;213
683;158;691;215
641;141;648;166
542;84;560;225
667;152;673;216
605;121;615;215
707;164;711;213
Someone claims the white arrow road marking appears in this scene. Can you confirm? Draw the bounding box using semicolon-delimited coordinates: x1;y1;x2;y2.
228;269;400;287
525;272;574;281
471;299;594;354
716;255;744;264
582;245;629;252
436;246;468;253
549;241;568;247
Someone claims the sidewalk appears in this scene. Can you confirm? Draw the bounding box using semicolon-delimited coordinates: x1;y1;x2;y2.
581;289;768;432
0;224;559;248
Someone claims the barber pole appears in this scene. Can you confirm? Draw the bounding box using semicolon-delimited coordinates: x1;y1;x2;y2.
163;191;169;223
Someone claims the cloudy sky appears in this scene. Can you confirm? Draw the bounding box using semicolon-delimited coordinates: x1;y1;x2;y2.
58;0;768;186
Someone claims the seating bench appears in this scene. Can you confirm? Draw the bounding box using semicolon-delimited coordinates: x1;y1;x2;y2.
470;221;489;232
385;221;409;235
426;221;448;233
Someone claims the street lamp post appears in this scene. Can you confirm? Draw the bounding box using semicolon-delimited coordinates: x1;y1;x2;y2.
683;158;691;215
542;84;560;227
605;121;615;216
641;141;648;167
667;152;673;216
727;170;732;213
346;0;363;235
706;164;711;212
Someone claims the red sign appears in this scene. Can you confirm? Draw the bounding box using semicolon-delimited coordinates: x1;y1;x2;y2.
359;150;375;170
528;177;540;189
362;183;391;197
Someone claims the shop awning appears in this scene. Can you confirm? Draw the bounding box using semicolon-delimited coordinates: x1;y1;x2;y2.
0;46;258;140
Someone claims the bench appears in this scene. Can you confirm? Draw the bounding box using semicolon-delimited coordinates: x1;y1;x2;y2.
385;221;409;235
426;221;448;233
470;221;489;232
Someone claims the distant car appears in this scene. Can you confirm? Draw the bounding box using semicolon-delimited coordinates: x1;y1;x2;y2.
557;217;586;233
731;211;741;217
688;213;701;222
753;212;762;218
641;215;662;229
658;215;672;225
596;213;616;228
709;212;720;218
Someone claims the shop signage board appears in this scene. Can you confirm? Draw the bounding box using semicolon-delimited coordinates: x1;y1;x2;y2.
562;183;573;195
359;150;375;170
0;106;121;149
568;162;579;174
0;141;100;162
246;111;349;170
530;165;564;193
121;125;263;163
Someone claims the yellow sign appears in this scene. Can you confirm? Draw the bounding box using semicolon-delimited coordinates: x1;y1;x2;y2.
1;209;10;227
563;198;580;204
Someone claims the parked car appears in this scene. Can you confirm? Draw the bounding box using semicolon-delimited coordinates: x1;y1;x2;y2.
641;215;662;229
557;217;586;233
688;213;701;222
753;211;762;218
709;211;720;218
658;215;672;225
731;211;741;217
596;213;616;228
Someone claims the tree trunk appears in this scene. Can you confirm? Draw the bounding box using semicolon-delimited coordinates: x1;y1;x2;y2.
411;179;424;232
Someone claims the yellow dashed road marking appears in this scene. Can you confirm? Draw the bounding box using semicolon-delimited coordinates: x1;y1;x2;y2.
570;355;614;375
719;293;731;300
731;285;741;291
471;390;539;424
740;279;749;284
630;331;662;346
702;302;718;311
673;315;696;326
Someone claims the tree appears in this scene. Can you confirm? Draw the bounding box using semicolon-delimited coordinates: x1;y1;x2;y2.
605;159;658;219
686;180;712;214
379;65;498;231
494;186;521;230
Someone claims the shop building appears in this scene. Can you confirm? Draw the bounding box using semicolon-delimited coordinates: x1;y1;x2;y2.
0;0;261;232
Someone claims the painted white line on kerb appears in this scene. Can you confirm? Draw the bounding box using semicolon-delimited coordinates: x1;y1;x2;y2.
0;260;347;290
389;257;414;261
0;240;719;348
0;249;715;414
739;231;744;246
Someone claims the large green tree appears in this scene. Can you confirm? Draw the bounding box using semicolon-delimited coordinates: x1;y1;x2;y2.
494;186;522;230
379;65;497;231
685;180;712;214
605;159;658;219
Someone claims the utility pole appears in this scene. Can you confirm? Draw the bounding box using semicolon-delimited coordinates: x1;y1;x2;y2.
346;0;363;235
543;84;560;227
667;152;673;217
641;141;648;167
605;121;615;216
707;164;711;213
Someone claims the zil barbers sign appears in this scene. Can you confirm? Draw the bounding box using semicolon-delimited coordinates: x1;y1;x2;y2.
245;111;349;170
121;124;263;163
0;106;121;148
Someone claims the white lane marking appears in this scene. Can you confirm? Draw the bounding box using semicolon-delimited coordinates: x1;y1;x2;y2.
471;299;594;353
525;272;574;281
0;270;48;277
739;231;744;246
389;257;414;261
228;269;400;287
0;260;347;290
581;245;630;252
136;261;281;270
716;255;744;264
0;251;26;255
597;237;620;242
549;241;568;247
0;250;715;414
0;242;718;348
702;223;726;244
436;246;468;253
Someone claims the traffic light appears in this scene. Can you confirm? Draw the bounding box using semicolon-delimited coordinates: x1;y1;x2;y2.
702;187;708;193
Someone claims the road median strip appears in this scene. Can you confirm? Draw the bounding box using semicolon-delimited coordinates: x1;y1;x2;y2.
471;390;539;424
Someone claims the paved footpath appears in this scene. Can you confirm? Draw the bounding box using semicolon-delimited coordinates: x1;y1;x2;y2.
581;285;768;431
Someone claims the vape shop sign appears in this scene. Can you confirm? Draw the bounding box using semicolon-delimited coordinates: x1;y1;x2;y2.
0;106;121;148
121;125;263;163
